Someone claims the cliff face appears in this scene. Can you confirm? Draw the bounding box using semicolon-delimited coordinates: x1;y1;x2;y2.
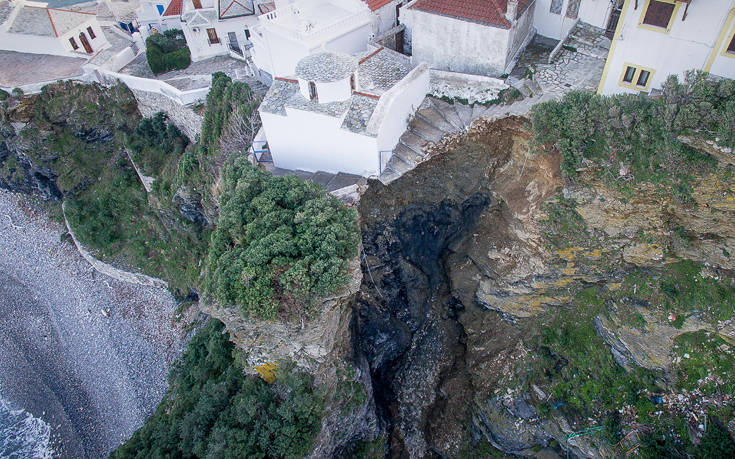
344;116;735;457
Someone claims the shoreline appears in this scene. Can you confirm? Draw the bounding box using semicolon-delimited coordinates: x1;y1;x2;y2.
0;190;192;457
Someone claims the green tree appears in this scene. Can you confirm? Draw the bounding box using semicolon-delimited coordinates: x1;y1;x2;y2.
204;159;359;320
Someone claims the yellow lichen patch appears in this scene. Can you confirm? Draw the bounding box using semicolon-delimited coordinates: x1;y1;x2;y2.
607;282;622;291
554;277;575;288
255;362;278;383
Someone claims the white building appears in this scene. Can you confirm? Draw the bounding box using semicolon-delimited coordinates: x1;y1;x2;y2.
0;1;110;57
136;0;183;36
598;0;735;95
259;48;429;176
533;0;618;40
180;0;272;61
249;0;406;84
401;0;536;76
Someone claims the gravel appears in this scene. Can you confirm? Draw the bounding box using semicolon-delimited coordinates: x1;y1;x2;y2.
0;190;192;458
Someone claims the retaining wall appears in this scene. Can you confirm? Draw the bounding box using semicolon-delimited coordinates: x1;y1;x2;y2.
62;201;168;289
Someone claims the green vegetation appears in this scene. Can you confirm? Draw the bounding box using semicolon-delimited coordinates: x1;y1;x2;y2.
111;320;324;458
616;261;735;326
539;195;593;249
531;71;732;182
673;331;735;395
531;287;659;421
146;29;191;75
127;111;189;198
15;82;206;296
204;159;359;320
175;72;261;208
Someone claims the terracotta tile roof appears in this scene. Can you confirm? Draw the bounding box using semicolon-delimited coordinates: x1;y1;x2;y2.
162;0;182;17
409;0;532;29
363;0;393;11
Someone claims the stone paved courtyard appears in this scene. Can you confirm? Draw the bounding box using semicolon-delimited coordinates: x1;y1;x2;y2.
512;22;610;97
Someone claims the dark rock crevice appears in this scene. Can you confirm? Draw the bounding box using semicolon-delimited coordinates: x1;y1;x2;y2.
355;192;491;457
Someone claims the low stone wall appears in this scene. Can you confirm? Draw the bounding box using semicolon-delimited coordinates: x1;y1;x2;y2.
62;201;168;289
429;69;508;104
131;88;204;140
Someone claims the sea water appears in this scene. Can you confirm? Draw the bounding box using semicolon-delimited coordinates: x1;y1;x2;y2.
0;397;53;459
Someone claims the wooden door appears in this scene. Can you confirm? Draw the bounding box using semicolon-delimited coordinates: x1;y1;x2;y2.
79;32;93;54
605;0;624;39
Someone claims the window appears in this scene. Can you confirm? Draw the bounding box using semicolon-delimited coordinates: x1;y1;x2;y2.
727;32;735;55
156;4;164;14
622;65;635;83
640;0;679;32
619;64;655;91
350;74;356;91
207;28;219;44
244;28;251;40
69;37;78;50
87;26;95;39
308;81;318;101
549;0;563;15
566;0;581;19
193;0;202;9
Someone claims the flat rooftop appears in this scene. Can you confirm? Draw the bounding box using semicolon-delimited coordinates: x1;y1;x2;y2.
260;47;413;136
0;50;86;88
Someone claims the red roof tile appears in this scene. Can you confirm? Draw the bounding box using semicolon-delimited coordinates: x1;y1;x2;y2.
162;0;182;16
409;0;532;29
363;0;393;11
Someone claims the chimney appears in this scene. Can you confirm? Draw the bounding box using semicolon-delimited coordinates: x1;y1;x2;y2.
506;0;518;22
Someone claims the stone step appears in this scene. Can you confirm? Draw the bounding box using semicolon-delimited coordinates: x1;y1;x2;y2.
416;108;456;135
453;103;474;129
393;144;420;168
471;104;490;122
409;116;445;143
429;98;465;132
400;131;427;157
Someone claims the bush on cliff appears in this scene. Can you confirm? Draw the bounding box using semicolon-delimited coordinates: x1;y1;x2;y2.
532;71;734;180
111;320;323;459
146;30;190;74
203;159;359;320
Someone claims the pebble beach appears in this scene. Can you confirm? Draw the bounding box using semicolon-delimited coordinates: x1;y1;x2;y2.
0;189;190;458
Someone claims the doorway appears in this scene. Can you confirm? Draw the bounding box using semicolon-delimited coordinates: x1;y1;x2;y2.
79;32;93;54
605;0;624;39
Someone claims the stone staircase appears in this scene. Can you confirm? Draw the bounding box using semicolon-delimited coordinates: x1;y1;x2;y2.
379;91;555;184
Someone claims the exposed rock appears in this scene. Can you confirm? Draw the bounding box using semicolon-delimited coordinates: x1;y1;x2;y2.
594;308;711;372
173;186;210;226
623;242;664;267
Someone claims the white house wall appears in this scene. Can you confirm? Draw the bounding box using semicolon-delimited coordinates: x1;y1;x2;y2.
260;109;380;176
507;4;535;66
60;20;109;55
708;9;735;79
184;15;258;61
252;21;372;77
372;64;430;162
578;0;613;29
599;0;734;95
405;9;511;76
534;0;577;40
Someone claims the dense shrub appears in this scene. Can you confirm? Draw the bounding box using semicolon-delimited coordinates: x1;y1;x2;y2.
146;29;190;74
204;159;359;320
127;111;188;178
532;71;735;180
111;320;324;458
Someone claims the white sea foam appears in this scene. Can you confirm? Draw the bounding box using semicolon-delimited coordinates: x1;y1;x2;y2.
0;397;54;459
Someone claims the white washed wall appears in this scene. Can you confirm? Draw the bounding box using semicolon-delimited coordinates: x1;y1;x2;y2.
599;0;733;95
